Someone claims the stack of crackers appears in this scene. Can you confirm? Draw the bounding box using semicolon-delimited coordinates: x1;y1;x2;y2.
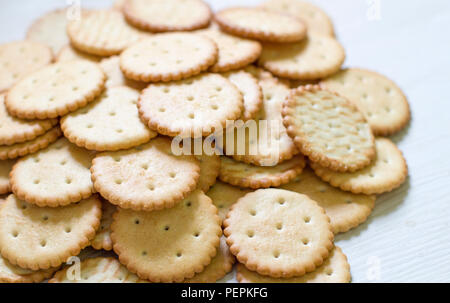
0;0;410;283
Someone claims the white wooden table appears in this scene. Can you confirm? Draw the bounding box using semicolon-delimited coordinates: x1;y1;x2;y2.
1;0;449;283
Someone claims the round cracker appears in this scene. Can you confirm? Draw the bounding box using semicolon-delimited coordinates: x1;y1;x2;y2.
184;237;235;283
138;73;243;138
49;257;147;283
218;78;298;166
198;27;262;73
0;160;14;194
61;86;156;151
259;34;346;80
320;68;411;136
215;7;307;43
196;154;221;193
91;137;200;211
6;60;106;120
67;10;146;56
10;138;95;207
0;194;101;270
237;246;350;283
282;167;375;234
0;94;58;146
111;189;222;282
219;155;306;189
123;0;212;32
56;45;103;63
91;200;116;251
0;41;52;93
206;181;251;222
99;56;147;90
311;138;408;195
222;70;262;121
283;85;375;172
261;0;335;36
120;33;218;83
224;188;334;278
0;251;58;283
0;126;62;161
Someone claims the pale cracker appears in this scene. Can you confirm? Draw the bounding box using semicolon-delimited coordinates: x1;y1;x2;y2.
67;10;146;56
206;181;251;222
222;70;262;121
0;94;58;145
0;194;101;270
91;200;116;251
61;86;156;151
111;189;222;282
237;246;350;283
218;77;298;166
215;7;307;43
282;167;375;234
0;126;62;161
184;237;235;283
224;188;334;278
259;34;346;80
120;33;218;83
91;137;200;211
283;85;375;172
0;250;58;283
320;68;411;136
0;41;52;93
99;56;147;90
0;160;14;194
196;154;221;193
198;27;262;73
261;0;335;36
138;73;243;138
219;155;306;189
124;0;212;32
49;257;147;283
6;60;106;120
311;138;408;195
56;45;102;63
10;138;95;207
26;9;71;54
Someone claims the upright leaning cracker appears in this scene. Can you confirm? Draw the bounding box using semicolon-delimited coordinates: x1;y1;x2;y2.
0;194;101;270
206;181;251;222
91;200;116;251
124;0;212;32
283;85;375;172
224;188;334;278
111;190;222;282
61;86;156;151
10;138;95;207
259;34;346;80
0;160;14;194
6;60;106;120
261;0;335;36
0;41;52;93
120;33;218;83
91;137;200;211
215;7;307;43
320;68;411;136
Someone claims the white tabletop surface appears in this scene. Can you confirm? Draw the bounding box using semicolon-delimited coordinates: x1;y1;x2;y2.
1;0;449;283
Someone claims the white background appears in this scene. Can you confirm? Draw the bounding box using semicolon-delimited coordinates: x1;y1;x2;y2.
1;0;450;283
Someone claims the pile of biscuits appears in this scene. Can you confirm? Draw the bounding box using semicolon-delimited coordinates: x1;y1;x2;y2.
0;0;409;283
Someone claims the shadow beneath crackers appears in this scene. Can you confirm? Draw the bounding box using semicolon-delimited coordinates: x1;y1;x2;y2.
336;176;411;242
